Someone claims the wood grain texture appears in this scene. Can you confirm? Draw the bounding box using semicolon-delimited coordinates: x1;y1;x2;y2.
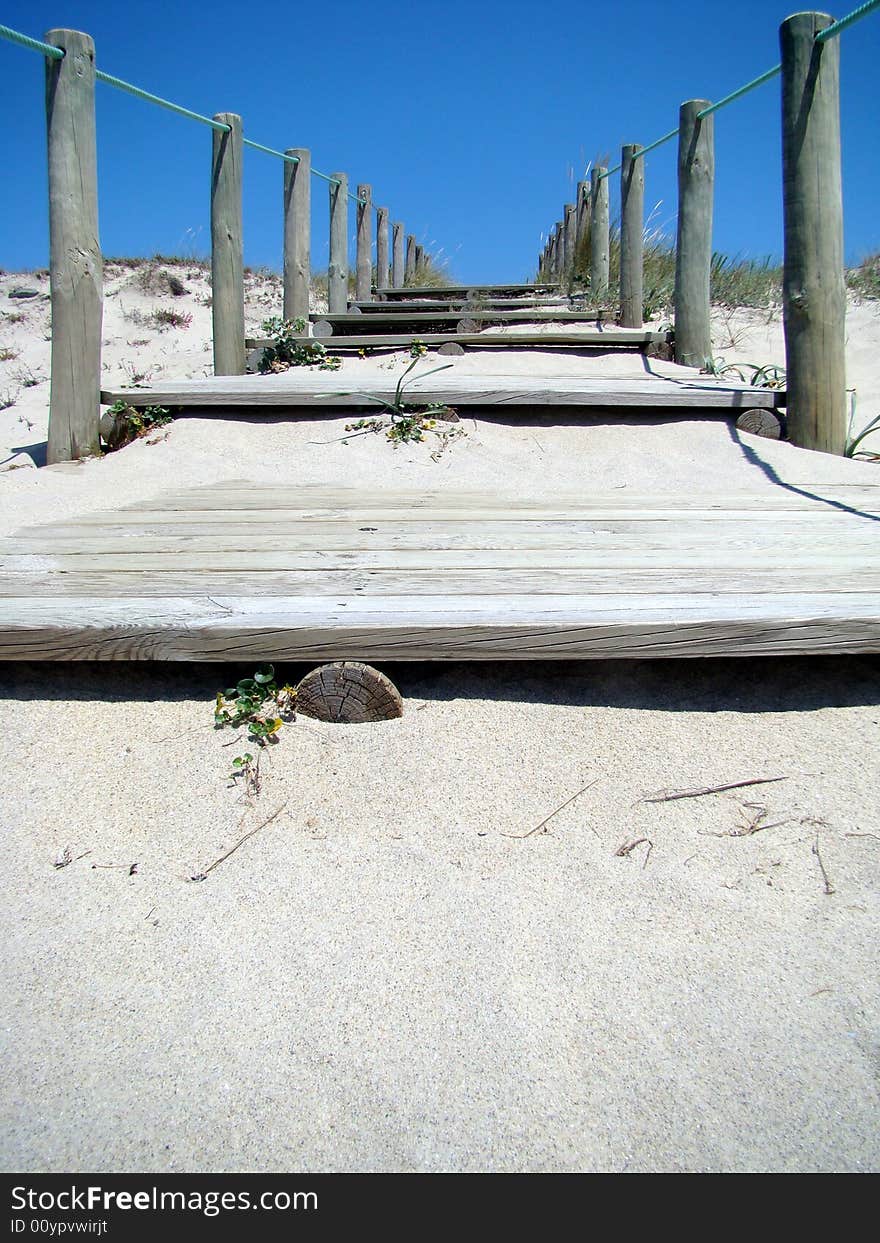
590;168;610;296
283;147;310;322
1;482;877;661
45;29;102;463
100;371;783;409
375;207;389;293
328;172;348;314
356;184;372;302
781;12;846;454
210;113;246;376
674;101;714;368
245;330;671;353
391;222;404;289
620;144;644;329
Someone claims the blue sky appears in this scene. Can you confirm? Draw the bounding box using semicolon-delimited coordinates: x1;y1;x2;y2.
1;0;878;282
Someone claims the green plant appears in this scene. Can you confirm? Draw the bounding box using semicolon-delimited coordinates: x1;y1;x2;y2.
103;400;173;451
150;307;192;330
702;358;786;390
258;317;341;373
845;392;880;459
214;665;297;792
334;357;464;452
0;388;17;410
410;339;428;358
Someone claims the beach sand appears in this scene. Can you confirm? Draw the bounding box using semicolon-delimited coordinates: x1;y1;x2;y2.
0;264;878;1172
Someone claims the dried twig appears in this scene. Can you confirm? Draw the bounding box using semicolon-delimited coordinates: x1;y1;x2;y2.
501;779;599;839
53;848;91;870
189;802;288;881
614;836;652;861
811;834;835;896
640;776;788;804
699;806;791;839
844;832;880;842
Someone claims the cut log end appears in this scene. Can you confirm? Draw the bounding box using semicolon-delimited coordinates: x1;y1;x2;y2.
295;662;404;724
736;408;784;440
437;342;466;356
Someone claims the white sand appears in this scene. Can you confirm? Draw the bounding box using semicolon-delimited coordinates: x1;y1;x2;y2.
0;264;878;1172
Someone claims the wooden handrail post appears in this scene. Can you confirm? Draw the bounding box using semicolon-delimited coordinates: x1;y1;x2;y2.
781;12;846;454
356;183;372;302
283;147;310;322
550;227;559;278
211;112;245;376
45;29;102;462
328;172;348;313
564;204;576;283
405;234;416;282
620;144;644;328
575;179;590;266
392;222;404;288
674;100;714;367
376;207;389;293
590;168;610;297
556;220;566;276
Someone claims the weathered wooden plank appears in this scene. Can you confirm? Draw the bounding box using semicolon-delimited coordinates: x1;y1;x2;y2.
674;100;714;368
245;330;670;353
781;11;846;454
356;183;372;302
312;309;651;328
375;284;559;298
328;172;348;314
350;298;570;311
620;144;644;329
44;29;102;464
211;112;246;376
100;372;783;410
283;147;310;322
1;595;878;662
3;567;878;599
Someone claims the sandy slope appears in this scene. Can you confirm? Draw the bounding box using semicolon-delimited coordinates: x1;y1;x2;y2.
0;263;878;1173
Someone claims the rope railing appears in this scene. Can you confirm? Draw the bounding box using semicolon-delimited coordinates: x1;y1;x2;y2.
584;0;878;185
0;24;367;201
538;2;880;456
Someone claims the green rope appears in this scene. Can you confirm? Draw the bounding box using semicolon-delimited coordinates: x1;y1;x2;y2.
242;138;299;164
95;70;230;130
0;24;63;58
632;127;679;161
599;163;621;180
697;64;780;118
817;0;880;41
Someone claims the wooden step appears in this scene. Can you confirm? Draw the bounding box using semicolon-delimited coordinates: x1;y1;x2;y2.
101;371;783;411
374;283;560;299
312;309;626;335
349;297;572;312
1;482;877;661
245;330;671;354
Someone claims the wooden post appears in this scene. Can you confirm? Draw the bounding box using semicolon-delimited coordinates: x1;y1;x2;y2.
356;183;371;302
575;179;590;262
415;243;424;270
620;144;644;328
45;29;102;463
211;112;245;376
564;204;576;280
590;168;610;297
328;172;348;313
674;100;714;367
283;147;310;322
549;228;559;278
556;220;566;276
781;12;846;454
392;222;405;288
405;234;416;282
376;207;389;293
